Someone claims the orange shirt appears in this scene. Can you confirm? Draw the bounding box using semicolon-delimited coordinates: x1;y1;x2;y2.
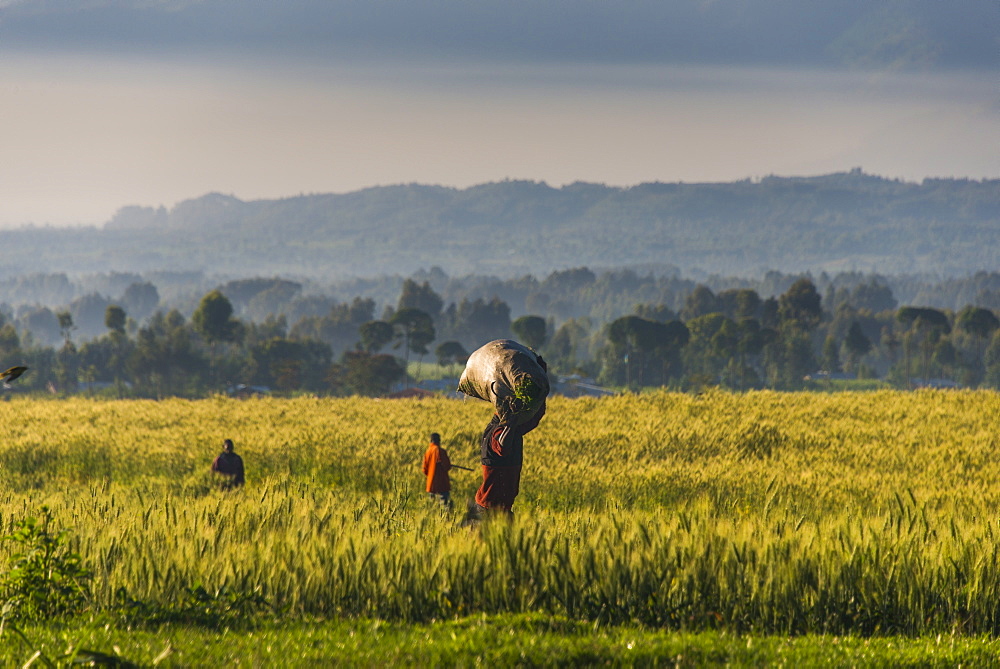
422;443;451;493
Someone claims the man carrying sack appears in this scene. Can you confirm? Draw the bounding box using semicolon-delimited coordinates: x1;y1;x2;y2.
457;339;548;521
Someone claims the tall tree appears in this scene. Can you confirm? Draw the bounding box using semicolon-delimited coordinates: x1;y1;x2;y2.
511;315;547;351
446;297;511;349
435;340;469;376
844;321;873;374
121;282;160;323
57;311;75;345
105;304;129;397
105;305;126;335
778;279;823;331
340;351;405;396
956;305;1000;363
681;285;719;321
897;306;951;383
390;307;435;382
821;335;841;373
55;340;78;393
129;310;207;398
359;320;394;354
192;290;241;346
397;279;444;320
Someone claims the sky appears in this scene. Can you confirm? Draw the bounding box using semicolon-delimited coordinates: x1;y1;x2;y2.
1;0;997;227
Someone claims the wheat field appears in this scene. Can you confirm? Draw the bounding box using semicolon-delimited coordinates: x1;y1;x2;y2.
0;390;998;635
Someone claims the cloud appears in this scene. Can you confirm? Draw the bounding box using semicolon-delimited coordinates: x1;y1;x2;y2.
1;1;996;71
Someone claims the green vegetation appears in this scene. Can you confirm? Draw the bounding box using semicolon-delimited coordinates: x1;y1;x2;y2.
0;392;999;663
5;617;1000;667
1;506;92;622
5;271;1000;399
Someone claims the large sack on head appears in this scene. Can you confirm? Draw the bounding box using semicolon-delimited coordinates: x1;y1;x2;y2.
458;339;549;429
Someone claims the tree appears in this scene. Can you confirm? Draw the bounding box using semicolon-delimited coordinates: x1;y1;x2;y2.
541;267;596;295
247;282;303;322
359;320;394;354
104;305;129;397
681;285;718;321
548;318;591;374
69;293;112;339
57;311;75;345
718;289;761;320
782;329;818;388
843;321;873;374
933;339;958;380
21;307;61;346
683;313;734;385
390;308;436;382
897;306;950;383
606;315;658;388
633;304;676;323
821;335;841;373
0;323;22;363
435;341;469;375
128;310;207;397
849;280;897;313
397;279;444;319
105;305;127;335
250;337;332;391
511;315;547;351
652;319;690;386
121;282;160;323
192;290;241;346
605;315;688;388
956;305;1000;359
55;340;79;393
289;297;376;358
733;318;767;389
445;297;511;349
985;331;1000;388
339;351;405;396
778;279;823;331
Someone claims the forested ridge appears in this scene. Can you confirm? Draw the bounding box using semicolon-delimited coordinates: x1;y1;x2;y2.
2;267;1000;398
8;170;998;279
0;170;995;397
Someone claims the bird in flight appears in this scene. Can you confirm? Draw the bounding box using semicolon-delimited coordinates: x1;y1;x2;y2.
0;366;28;388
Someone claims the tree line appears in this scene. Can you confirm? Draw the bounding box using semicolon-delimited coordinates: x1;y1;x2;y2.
2;273;1000;398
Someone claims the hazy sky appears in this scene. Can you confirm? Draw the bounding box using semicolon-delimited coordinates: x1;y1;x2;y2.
1;0;997;227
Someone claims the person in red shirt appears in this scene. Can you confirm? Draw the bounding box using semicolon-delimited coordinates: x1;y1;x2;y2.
471;401;545;521
422;432;453;508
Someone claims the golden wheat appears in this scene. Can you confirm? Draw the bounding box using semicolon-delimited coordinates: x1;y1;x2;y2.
0;390;997;633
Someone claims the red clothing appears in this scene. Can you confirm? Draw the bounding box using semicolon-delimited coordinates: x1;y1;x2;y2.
474;463;521;512
474;415;523;513
422;443;451;494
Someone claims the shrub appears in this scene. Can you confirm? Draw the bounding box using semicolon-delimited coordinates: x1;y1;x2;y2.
1;507;91;621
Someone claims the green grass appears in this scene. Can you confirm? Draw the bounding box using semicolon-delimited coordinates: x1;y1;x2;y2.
5;615;1000;667
2;393;1000;664
407;360;462;382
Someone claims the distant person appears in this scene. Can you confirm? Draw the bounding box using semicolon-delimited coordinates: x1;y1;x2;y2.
422;432;452;507
211;438;245;489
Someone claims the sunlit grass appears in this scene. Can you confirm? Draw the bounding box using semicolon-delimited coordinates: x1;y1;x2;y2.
0;391;999;638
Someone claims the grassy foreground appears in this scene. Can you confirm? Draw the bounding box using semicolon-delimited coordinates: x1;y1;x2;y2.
5;615;1000;667
1;391;1000;664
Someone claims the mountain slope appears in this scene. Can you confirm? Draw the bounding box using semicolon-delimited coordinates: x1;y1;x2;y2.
12;171;1000;280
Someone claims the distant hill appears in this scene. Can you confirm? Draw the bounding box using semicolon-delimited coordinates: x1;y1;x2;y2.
5;171;998;280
